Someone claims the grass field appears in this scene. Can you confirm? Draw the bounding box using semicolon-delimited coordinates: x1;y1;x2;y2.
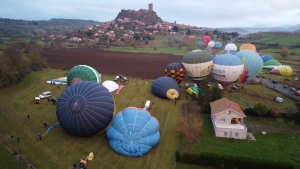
178;115;300;168
0;69;185;169
0;143;27;169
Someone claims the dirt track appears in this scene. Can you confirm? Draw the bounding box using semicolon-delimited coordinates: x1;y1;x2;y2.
42;48;216;82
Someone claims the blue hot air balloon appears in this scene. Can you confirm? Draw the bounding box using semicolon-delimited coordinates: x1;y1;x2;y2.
197;41;204;47
152;76;180;100
262;54;274;63
106;107;160;157
56;81;115;137
235;50;263;85
214;42;222;49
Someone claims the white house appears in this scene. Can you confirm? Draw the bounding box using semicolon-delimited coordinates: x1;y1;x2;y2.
210;98;247;139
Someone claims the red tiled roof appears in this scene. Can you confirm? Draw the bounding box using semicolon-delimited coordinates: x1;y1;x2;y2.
210;98;246;117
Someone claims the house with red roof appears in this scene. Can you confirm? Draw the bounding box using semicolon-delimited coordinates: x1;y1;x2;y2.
210;98;247;139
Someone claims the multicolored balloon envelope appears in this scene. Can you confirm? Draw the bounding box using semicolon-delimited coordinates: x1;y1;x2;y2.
239;43;256;52
182;50;213;83
56;81;115;137
235;50;263;85
269;65;297;76
106;107;160;157
224;43;237;54
152;76;180;100
212;54;244;89
165;62;186;84
67;65;101;86
202;36;211;43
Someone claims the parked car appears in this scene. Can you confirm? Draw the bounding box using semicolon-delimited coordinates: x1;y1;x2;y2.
271;80;278;84
295;102;300;106
39;91;52;99
282;85;288;88
232;85;240;92
290;87;296;92
294;91;300;96
49;97;59;104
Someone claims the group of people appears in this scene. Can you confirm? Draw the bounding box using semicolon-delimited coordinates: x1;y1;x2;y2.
11;135;20;143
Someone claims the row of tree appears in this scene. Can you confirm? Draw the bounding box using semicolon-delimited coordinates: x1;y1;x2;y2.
0;40;46;87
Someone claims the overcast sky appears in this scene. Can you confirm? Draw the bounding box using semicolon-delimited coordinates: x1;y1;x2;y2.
1;0;300;28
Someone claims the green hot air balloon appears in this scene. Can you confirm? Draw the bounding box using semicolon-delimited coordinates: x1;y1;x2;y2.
67;65;101;86
182;50;213;83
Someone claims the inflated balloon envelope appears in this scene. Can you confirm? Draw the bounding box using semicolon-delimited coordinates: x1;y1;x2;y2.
106;107;160;157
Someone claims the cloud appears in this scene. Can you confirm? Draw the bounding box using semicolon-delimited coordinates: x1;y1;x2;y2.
0;0;299;27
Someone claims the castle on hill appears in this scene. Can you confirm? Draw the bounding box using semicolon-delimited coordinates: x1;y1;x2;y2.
115;3;163;25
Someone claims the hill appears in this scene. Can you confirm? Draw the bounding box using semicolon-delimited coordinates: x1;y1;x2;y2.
0;18;101;38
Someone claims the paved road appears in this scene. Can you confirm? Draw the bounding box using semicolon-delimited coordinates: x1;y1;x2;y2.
257;77;300;101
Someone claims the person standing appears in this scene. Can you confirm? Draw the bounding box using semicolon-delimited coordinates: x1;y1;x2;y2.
44;122;48;128
11;135;14;142
27;114;30;120
58;85;60;90
38;133;42;140
174;100;177;105
17;137;20;143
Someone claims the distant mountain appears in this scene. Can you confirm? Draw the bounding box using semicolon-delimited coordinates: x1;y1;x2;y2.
211;24;300;34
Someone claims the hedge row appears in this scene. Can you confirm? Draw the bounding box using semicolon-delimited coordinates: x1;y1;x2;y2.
175;151;295;169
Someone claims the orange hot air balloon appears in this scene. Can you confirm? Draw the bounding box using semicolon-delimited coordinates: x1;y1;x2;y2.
239;43;256;52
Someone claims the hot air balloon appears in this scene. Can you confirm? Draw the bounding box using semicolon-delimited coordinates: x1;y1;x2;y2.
102;80;119;92
214;42;222;49
224;43;237;54
202;36;211;43
197;41;204;48
106;107;160;157
262;54;274;63
56;81;115;137
212;54;244;90
208;41;215;48
67;65;101;86
152;76;180;100
165;62;186;84
269;65;297;76
182;50;213;83
239;43;256;52
262;60;281;70
235;50;263;85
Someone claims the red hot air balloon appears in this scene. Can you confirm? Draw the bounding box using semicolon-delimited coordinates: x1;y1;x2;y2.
202;36;211;44
165;62;186;84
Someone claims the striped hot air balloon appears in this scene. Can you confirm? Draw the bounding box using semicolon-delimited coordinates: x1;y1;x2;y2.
67;65;101;86
165;62;186;84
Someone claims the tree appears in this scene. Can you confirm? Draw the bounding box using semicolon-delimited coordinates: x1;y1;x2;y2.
280;47;289;58
186;29;192;35
196;81;211;113
210;85;222;102
172;26;179;32
270;109;279;118
253;103;268;118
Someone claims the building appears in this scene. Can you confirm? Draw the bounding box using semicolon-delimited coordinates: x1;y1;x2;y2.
210;98;247;139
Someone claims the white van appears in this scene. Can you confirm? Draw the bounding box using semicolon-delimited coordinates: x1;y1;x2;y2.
39;91;52;99
218;84;224;90
275;97;283;103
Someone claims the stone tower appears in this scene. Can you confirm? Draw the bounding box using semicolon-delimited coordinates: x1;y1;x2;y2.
149;3;153;11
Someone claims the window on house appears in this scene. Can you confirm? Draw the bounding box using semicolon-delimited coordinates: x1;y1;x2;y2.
224;132;228;136
220;117;225;122
235;133;239;137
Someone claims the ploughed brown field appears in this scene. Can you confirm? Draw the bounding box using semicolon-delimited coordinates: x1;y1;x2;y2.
42;48;216;82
